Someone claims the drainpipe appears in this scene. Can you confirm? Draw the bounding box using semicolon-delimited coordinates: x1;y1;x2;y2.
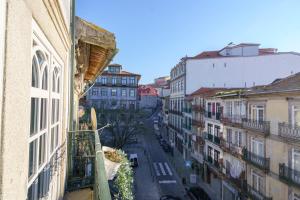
67;0;75;180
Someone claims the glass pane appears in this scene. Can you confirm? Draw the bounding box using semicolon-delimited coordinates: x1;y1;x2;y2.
40;98;47;130
32;56;39;88
41;66;48;90
252;174;257;189
30;98;39;136
27;180;38;200
51;127;55;153
39;134;46;166
258;109;264;122
56;100;59;122
295;109;300;126
29;140;37;178
52;71;56;92
51;99;55;124
55;125;59;148
294;153;300;171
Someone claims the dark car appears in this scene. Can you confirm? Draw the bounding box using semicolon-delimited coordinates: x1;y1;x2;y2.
160;195;181;200
162;143;171;152
187;187;211;200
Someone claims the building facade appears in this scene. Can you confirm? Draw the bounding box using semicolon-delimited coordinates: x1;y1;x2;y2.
138;85;158;109
86;64;140;110
0;1;72;199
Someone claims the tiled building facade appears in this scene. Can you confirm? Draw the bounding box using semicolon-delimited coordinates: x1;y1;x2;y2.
86;64;140;110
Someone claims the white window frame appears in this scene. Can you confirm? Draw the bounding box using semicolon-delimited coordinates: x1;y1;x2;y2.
251;170;263;193
28;20;64;196
292;105;300;126
251;138;264;156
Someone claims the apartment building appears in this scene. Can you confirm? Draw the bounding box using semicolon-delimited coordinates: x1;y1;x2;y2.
138;85;158;109
0;1;117;199
169;58;186;155
86;64;140;110
241;73;300;200
169;43;300;162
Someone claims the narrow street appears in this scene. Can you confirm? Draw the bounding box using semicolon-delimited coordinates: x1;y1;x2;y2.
125;109;188;200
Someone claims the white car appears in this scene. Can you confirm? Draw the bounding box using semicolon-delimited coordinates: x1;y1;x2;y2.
129;154;139;167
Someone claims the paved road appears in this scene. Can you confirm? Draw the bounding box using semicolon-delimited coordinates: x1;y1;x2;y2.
143;112;187;199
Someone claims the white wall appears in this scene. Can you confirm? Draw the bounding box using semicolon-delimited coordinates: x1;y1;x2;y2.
186;53;300;94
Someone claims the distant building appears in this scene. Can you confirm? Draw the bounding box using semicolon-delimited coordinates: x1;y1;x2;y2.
138;85;158;109
86;64;141;109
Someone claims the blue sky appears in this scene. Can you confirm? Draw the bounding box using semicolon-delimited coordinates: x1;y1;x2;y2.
76;0;300;84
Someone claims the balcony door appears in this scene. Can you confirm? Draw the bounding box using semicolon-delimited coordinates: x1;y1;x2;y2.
292;105;300;127
292;149;300;183
251;105;264;122
251;139;264;156
252;171;264;194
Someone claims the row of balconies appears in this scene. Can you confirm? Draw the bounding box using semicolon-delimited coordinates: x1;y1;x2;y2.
169;109;183;116
95;81;137;87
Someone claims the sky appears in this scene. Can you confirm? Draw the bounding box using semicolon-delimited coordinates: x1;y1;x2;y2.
76;0;300;84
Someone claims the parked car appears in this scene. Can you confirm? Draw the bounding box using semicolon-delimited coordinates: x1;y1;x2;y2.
129;154;139;167
161;143;171;152
159;138;167;145
160;195;181;200
187;187;211;200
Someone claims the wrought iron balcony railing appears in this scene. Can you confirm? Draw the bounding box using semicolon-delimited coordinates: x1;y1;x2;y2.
205;111;221;120
204;132;221;145
169;109;183;116
67;130;111;200
192;119;205;128
278;122;300;140
191;104;205;113
242;118;270;135
279;163;300;187
220;140;243;158
204;154;223;172
224;170;247;192
242;148;270;172
221;114;244;126
168;124;181;133
246;184;272;200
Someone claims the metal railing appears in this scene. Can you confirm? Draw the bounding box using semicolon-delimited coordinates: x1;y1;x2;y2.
67;130;112;200
204;132;221;145
205;111;221;120
246;184;272;200
204;154;223;172
278;122;300;140
242;148;270;172
192;119;205;128
169;109;182;116
279;163;300;187
168;124;181;133
242;118;270;135
220;140;243;157
191;104;205;113
221;114;244;126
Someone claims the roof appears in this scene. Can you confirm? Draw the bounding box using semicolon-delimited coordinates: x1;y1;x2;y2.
101;70;141;79
189;87;227;98
138;85;158;96
245;72;300;95
189;43;283;60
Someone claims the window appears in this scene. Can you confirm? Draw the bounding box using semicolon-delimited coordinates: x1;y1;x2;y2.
252;171;263;193
101;77;107;84
292;149;300;172
129;77;135;85
292;106;300;126
214;150;220;163
101;88;107;96
112;77;117;85
29;140;37;178
129;89;135;97
29;22;62;197
122;77;127;85
251;138;264;156
111;89;117;96
91;88;98;96
226;128;232;143
251;105;264;122
121;89;126;97
214;125;220;137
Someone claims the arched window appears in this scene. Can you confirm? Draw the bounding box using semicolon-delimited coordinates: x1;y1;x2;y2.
41;66;48;90
32;56;39;88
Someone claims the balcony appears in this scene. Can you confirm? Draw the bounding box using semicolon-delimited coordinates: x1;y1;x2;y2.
221;114;244;127
192;119;205;128
205;111;221;120
242;118;270;136
242;149;270;172
224;170;247;192
278;122;300;141
246;184;272;200
182;123;192;131
183;107;192;114
191;104;205;113
169;109;182;116
220;140;243;158
204;154;223;172
204;132;221;145
168;124;181;133
67;130;112;200
279;163;300;187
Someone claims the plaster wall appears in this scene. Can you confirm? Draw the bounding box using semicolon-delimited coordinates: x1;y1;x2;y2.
0;0;70;199
266;98;288;135
186;53;300;94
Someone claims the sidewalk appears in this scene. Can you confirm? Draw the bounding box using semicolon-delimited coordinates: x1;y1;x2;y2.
160;125;221;200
